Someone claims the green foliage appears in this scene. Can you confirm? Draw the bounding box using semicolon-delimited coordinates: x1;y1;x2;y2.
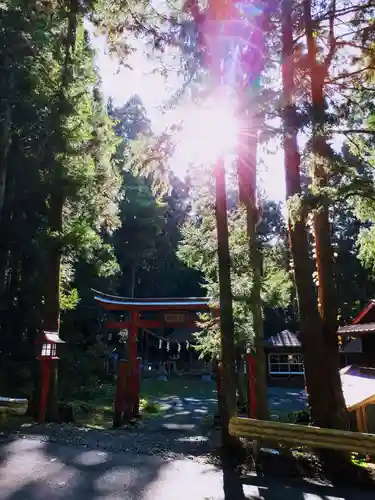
61;287;80;311
109;98;201;298
262;247;292;308
2;0;375;407
338;85;375;289
140;399;162;415
178;173;292;359
0;0;123;398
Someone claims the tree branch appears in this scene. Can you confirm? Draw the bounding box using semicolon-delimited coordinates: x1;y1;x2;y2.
334;129;375;135
328;65;375;83
316;1;375;22
323;0;336;72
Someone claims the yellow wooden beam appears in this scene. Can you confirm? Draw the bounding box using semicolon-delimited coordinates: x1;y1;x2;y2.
229;417;375;455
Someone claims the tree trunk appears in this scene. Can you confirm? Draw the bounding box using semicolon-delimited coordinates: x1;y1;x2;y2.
0;170;13;306
0;60;13;305
214;159;238;449
42;0;78;421
43;191;63;421
130;264;136;298
237;121;268;420
303;0;347;430
0;57;12;222
281;0;344;434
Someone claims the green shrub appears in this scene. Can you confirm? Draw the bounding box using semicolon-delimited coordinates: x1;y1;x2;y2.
289;409;311;424
140;399;161;414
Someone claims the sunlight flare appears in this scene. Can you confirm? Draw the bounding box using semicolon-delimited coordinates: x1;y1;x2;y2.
171;93;239;174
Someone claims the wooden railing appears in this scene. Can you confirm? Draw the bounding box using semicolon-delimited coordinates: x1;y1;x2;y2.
229;417;375;455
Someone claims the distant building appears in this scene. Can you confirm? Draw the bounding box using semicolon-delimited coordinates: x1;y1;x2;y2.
264;329;363;388
337;299;375;367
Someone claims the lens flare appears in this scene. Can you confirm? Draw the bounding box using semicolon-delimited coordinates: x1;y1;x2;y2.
172;94;238;172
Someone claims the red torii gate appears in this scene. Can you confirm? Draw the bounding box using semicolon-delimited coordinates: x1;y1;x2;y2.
93;291;216;425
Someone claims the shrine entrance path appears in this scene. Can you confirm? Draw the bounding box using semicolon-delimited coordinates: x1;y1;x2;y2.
1;383;310;462
2;378;218;462
140;377;218;433
141;393;218;432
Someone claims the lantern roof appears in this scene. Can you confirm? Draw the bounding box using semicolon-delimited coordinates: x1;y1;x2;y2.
42;331;65;344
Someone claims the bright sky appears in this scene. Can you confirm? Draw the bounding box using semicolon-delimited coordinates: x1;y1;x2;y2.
92;32;286;202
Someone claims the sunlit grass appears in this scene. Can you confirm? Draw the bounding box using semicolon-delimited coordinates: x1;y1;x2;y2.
0;377;218;431
72;377;217;428
351;453;374;469
141;377;217;400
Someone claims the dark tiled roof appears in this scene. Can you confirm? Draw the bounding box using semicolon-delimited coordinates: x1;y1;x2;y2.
338;322;375;335
93;289;211;307
265;330;301;348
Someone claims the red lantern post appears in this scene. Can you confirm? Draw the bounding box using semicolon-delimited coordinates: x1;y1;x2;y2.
36;331;65;424
133;357;142;417
128;310;138;417
247;351;257;418
214;360;223;426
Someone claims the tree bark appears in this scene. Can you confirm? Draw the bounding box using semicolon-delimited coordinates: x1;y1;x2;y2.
303;0;347;430
281;0;344;433
42;0;78;421
130;264;136;298
237;120;268;420
214;159;238;449
0;59;13;303
43;191;63;421
0;57;12;222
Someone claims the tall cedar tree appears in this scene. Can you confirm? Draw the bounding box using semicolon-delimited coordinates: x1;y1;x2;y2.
302;0;347;430
214;160;239;448
281;0;348;466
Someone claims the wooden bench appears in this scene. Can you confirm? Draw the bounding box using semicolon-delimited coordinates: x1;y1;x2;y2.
229;417;375;455
0;397;28;420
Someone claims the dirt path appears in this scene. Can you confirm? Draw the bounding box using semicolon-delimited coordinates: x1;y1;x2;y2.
143;394;218;432
1;384;372;499
0;436;374;500
0;392;218;462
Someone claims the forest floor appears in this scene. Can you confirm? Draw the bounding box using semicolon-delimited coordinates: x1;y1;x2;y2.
0;380;374;499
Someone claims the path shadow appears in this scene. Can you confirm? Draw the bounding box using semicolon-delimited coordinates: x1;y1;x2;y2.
0;436;166;500
221;444;375;500
147;395;217;433
221;452;247;500
241;473;375;500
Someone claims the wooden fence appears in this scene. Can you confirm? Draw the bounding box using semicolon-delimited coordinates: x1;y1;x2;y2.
229;417;375;455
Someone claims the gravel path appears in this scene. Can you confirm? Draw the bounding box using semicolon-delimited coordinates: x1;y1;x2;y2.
1;388;373;499
0;394;219;462
0;436;374;500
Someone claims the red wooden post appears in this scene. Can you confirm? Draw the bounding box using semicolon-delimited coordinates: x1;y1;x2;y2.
38;358;52;424
247;352;257;418
214;360;223;426
114;360;127;427
133;357;142;417
129;311;138;365
123;362;135;422
128;310;138;413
